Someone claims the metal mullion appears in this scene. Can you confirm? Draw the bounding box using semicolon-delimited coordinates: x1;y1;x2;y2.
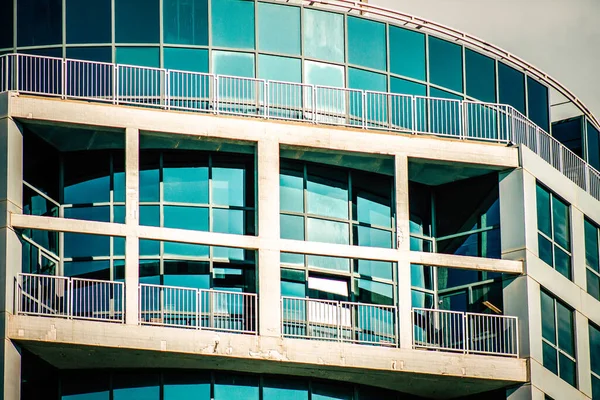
352;220;395;233
411;286;436;296
437;279;498;295
435;225;499;242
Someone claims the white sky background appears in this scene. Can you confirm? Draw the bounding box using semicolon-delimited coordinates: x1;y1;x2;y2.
371;0;600;118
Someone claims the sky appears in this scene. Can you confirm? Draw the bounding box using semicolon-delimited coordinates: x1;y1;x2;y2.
371;0;600;118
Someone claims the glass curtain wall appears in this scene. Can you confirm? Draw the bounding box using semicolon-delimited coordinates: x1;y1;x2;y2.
590;323;600;399
585;218;600;301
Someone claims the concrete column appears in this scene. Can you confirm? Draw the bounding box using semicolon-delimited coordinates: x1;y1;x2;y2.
395;154;412;349
507;383;545;400
124;127;139;325
0;117;22;400
571;208;586;291
257;138;280;337
575;312;592;397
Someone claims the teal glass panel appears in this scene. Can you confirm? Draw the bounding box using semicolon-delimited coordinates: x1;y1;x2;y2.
390;77;426;96
590;324;600;374
64;233;109;258
212;51;255;78
585;219;599;271
140;157;160;202
258;55;301;83
64;153;110;205
347;16;386;71
0;0;12;49
164;163;209;204
263;377;308;400
212;166;245;207
536;184;551;237
355;187;391;228
304;61;344;87
307;218;349;245
428;37;463;93
164;260;210;288
114;237;125;257
306;166;348;219
348;68;387;92
62;372;110;400
164;206;209;231
411;290;434;308
303;9;344;63
64;206;110;223
498;62;525;114
164;0;208;45
465;49;496;103
115;0;159;43
556;301;574;356
17;0;62;47
212;0;255;49
587;269;600;301
140;238;160;256
113;373;159;400
280;215;304;240
538;234;553;266
555;246;571;280
164;48;208;72
214;374;259;400
543;341;558;374
354;278;393;305
116;47;160;68
559;354;576;387
140;205;160;227
389;26;426;81
64;260;109;280
281;252;304;266
163;372;211;399
354;226;392;248
213;209;245;235
540;291;556;343
527;76;550;132
281;268;306;298
390;77;425;131
312;382;352;400
430;87;463;100
587;121;600;170
410;264;433;290
307;255;350;272
355;260;393;281
66;0;110;44
257;3;300;55
594;375;600;400
280;167;304;213
552;196;570;250
164;241;209;258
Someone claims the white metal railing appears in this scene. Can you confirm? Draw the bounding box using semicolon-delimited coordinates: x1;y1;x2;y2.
412;307;519;357
16;273;124;323
281;296;398;346
139;283;257;334
3;53;600;202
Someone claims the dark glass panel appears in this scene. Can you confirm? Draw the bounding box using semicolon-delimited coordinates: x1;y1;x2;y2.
303;9;344;63
590;324;600;374
409;182;432;238
212;0;255;49
64;233;110;259
437;268;478;290
540;290;556;344
115;0;159;43
542;341;558;374
257;3;300;55
64;260;110;280
465;49;496;103
163;0;208;45
554;246;571;280
138;260;160;284
556;301;574;356
64;206;110;223
559;354;576;387
66;0;110;44
113;372;160;400
593;374;600;400
64;151;110;205
353;171;392;228
18;47;62;57
354;278;393;305
17;0;62;47
587;121;600;170
66;47;112;63
347;16;386;71
263;376;308;400
61;370;110;400
552;117;584;158
498;62;525;114
0;0;12;49
390;77;426;96
389;26;425;81
585;219;600;271
527;76;550;132
312;381;352;400
438;291;468;312
116;47;160;68
538;234;554;267
164;48;209;73
164;260;210;289
536;184;551;237
430;87;462;100
552;195;570;250
428;37;463;93
140;151;160;202
587;269;600;301
163;371;211;399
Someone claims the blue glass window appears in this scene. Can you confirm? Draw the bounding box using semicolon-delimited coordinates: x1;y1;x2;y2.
498;62;525;114
214;374;259;400
348;68;386;92
66;47;112;63
280;215;304;241
312;382;352;400
553;117;584;158
307;218;349;245
465;49;496;103
164;48;208;73
163;372;210;399
163;0;208;45
257;3;300;55
113;373;160;400
428;37;463;93
163;155;209;204
212;0;255;49
116;47;160;68
303;9;344;63
0;0;13;49
304;61;344;87
258;55;301;83
347;17;386;71
390;77;426;96
64;233;110;259
115;0;159;43
64;260;110;280
263;377;308;400
356;260;393;281
212;51;255;78
527;76;550;132
212;166;246;207
587;121;600;171
280;166;304;213
66;0;110;44
389;26;425;81
430;87;463;100
17;0;62;47
164;206;209;231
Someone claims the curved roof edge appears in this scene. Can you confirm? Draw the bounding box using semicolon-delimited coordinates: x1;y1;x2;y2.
284;0;600;131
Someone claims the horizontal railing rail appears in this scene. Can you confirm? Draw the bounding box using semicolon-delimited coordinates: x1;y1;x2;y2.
139;283;257;335
16;273;124;323
281;296;398;346
3;53;600;203
412;307;519;357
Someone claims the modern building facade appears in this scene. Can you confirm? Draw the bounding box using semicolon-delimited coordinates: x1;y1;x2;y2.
0;0;599;399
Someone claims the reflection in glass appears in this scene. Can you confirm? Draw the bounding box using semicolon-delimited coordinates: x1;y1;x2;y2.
498;62;525;114
163;0;208;45
164;48;209;73
428;37;463;93
304;60;344;87
212;0;255;49
257;3;300;55
307;218;349;245
303;9;344;63
389;26;426;81
258;55;301;83
347;17;386;71
212;51;255;78
66;0;110;44
115;0;159;43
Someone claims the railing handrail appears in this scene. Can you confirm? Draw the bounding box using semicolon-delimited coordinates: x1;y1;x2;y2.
72;276;124;286
19;271;69;279
412;306;465;316
5;53;600;203
200;288;257;297
23;180;62;208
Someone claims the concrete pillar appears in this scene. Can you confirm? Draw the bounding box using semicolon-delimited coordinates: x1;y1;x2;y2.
507;383;546;400
124;127;139;325
395;154;412;349
0;117;22;400
257;138;280;337
575;312;592;397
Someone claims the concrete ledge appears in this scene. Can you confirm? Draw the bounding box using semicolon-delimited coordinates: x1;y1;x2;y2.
9;315;527;399
409;251;523;274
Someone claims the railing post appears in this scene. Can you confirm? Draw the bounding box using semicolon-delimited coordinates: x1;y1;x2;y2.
337;302;342;342
164;70;170;110
387;93;393;130
138;285;142;324
209;290;214;330
362;91;367;129
213;75;219;114
458;101;464;139
312;86;317;124
559;145;565;173
14;54;19;92
411;96;417;134
68;278;73;320
112;65;118;105
463;313;468;354
195;289;200;330
263;80;269;119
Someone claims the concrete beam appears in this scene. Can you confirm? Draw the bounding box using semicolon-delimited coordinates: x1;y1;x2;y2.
409;251;523;274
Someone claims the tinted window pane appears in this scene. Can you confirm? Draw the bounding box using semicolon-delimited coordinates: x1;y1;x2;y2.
389;26;425;81
536;184;551;237
164;206;209;231
594;375;600;400
214;374;259;400
554;246;571;280
115;0;159;43
164;155;208;204
163;372;210;400
280;167;304;213
559;354;576;387
411;264;433;290
585;219;599;271
164;48;208;72
542;341;558;374
552;196;570;250
212;0;255;49
428;37;463;93
430;87;463;100
262;377;308;400
17;0;62;47
556;301;574;356
590;324;600;374
113;373;160;400
213;166;247;207
64;260;110;280
465;49;496;103
213;209;246;235
64;233;110;258
356;260;393;281
66;47;112;63
347;17;386;71
587;121;600;171
212;51;255;78
306;167;348;219
303;9;344;63
304;61;344;87
64;153;110;204
257;3;300;55
354;226;392;248
348;68;386;92
553;117;583;158
62;371;110;400
259;55;301;83
354;278;393;305
116;47;160;68
164;0;208;45
0;0;13;49
538;234;554;267
540;291;556;343
587;269;600;301
280;215;304;241
307;218;349;245
390;77;426;96
312;382;352;400
498;62;525;114
66;0;110;44
527;76;549;132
